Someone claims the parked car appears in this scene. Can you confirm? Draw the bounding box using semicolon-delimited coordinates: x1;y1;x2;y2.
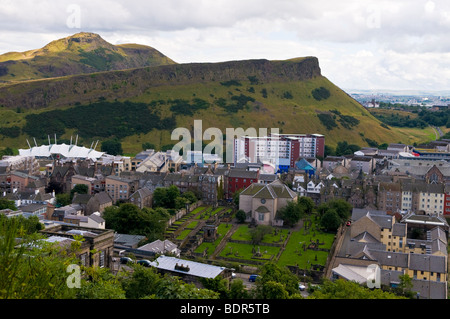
231;272;237;279
120;257;134;264
249;275;259;282
137;259;152;267
298;283;306;291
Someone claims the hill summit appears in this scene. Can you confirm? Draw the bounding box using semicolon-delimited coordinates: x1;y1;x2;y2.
0;32;176;83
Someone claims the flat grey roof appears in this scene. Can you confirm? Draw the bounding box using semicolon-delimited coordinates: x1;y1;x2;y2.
151;255;226;279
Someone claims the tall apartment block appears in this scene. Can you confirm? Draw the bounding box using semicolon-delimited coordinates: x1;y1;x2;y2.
234;133;325;172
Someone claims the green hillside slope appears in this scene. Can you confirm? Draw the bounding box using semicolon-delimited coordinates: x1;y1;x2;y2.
0;47;436;155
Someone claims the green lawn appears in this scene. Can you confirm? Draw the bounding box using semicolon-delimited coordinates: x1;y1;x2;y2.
219;242;280;262
277;227;335;268
231;225;289;244
185;221;199;229
176;229;192;241
195;206;226;220
189;206;209;215
194;223;231;255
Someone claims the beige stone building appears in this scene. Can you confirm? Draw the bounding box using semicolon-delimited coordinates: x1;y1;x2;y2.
331;208;448;299
41;224;114;268
239;179;297;226
105;175;138;204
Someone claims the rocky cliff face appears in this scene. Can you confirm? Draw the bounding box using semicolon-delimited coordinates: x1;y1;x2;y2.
0;56;321;109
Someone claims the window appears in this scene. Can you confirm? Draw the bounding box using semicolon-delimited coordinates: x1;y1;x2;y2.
258;213;265;221
99;250;105;268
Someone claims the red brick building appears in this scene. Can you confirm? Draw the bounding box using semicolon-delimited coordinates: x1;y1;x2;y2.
445;185;450;215
226;169;259;199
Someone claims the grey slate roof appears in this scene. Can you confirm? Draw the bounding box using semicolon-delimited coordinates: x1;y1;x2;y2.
114;233;146;248
409;253;447;273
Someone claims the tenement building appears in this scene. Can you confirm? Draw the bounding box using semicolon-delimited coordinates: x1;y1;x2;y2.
330;208;448;299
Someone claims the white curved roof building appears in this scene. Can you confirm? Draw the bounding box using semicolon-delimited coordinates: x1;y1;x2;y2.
19;143;104;161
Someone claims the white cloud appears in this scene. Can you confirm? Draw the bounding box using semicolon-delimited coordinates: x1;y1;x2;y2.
0;0;449;90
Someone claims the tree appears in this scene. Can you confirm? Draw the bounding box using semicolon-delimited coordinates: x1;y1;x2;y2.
232;189;243;206
0;215;79;299
200;277;230;299
235;209;247;223
298;196;315;215
103;203;169;242
308;279;406;299
257;280;289;299
277;201;304;226
327;199;352;222
77;267;126;299
317;199;352;229
335;141;360;156
56;193;71;207
395;274;415;298
0;198;17;211
229;279;250;299
249;225;273;245
101;139;123;155
154;275;219;299
181;191;197;205
70;184;89;199
153;185;181;209
253;263;299;298
217;178;224;200
121;265;162;299
320;209;341;232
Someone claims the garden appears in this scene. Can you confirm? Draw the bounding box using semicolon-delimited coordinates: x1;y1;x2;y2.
163;204;337;272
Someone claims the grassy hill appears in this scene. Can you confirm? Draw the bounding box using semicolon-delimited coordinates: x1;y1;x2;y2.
0;32;176;84
0;37;438;156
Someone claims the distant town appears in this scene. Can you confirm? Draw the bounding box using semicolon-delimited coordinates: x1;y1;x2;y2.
2;131;450;299
350;90;450;109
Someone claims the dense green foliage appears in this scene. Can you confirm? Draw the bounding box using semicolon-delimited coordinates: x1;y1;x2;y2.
330;110;360;129
311;86;330;101
169;98;210;116
0;215;77;299
318;110;360;131
317;199;352;231
309;279;406;299
253;263;302;299
101;138;123;155
322;141;361;157
152;185;198;210
0;126;20;138
0;197;17;211
372;109;450;129
215;94;255;113
220;80;242;87
23;100;175;140
103;203;170;242
317;113;338;130
277;201;304;226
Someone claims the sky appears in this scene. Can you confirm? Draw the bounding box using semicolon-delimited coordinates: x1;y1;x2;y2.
1;0;450;92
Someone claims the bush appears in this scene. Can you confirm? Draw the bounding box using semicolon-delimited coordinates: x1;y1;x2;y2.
311;87;330;101
101;139;123;155
318;113;338;130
